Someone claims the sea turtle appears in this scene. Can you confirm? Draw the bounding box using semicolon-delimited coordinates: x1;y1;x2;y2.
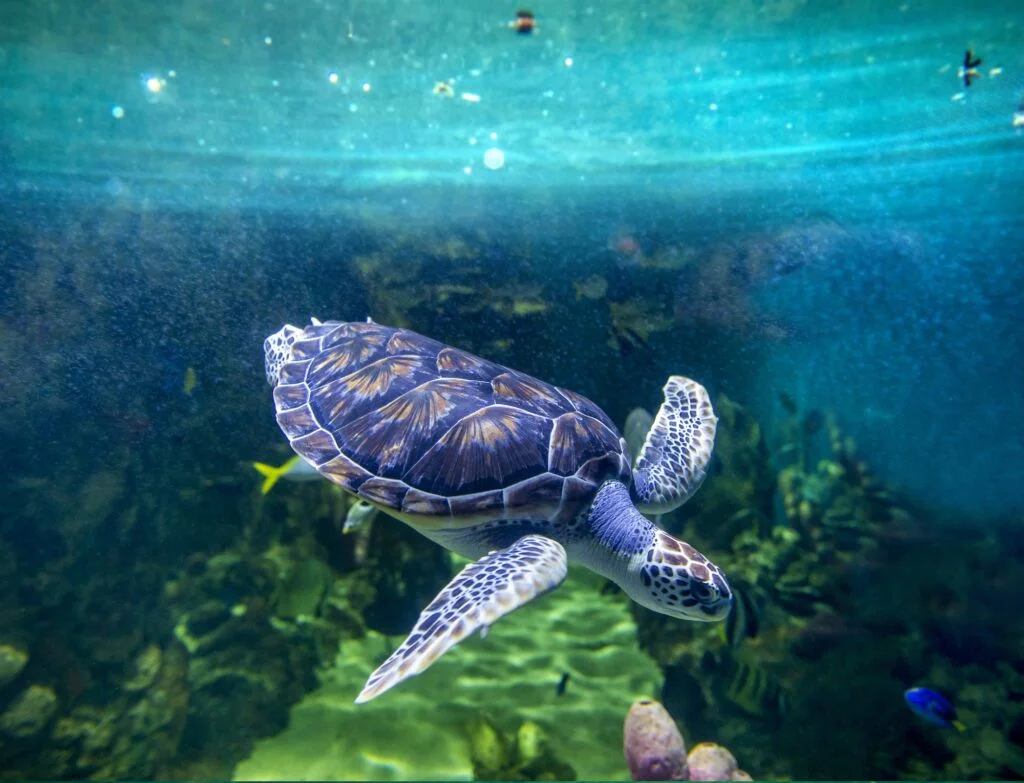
264;318;732;703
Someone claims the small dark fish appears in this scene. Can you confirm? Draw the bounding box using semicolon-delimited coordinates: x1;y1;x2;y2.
778;391;798;415
804;409;824;435
961;49;982;88
509;9;536;34
905;687;965;731
556;671;570;696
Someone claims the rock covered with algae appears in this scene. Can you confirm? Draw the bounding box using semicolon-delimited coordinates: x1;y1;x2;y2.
624;699;688;780
624;698;752;781
687;742;751;781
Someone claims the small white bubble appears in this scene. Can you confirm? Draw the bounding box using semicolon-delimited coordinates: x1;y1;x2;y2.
272;79;279;87
463;166;473;175
564;57;574;67
709;103;718;111
349;102;358;112
489;131;497;140
362;81;371;92
328;71;339;84
483;147;505;170
111;105;125;119
146;77;163;93
264;36;273;45
469;137;478;145
167;69;177;78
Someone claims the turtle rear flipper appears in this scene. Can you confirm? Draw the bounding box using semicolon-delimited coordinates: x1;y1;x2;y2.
631;376;717;514
355;535;567;703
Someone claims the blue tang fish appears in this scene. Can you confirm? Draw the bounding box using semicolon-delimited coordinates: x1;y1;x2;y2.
904;687;965;731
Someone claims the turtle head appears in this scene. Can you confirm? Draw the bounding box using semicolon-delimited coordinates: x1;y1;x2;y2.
264;324;304;386
627;529;733;622
587;481;732;622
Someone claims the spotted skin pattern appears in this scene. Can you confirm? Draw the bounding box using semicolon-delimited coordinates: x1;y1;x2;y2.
631;376;718;514
641;530;732;616
355;534;567;703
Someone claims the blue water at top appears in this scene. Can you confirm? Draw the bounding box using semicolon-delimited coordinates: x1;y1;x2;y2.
3;0;1021;204
1;0;1021;517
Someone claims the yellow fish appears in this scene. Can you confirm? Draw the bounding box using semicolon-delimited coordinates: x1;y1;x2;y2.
251;455;321;495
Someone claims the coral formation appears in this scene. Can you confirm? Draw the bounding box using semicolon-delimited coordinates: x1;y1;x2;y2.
624;699;688;780
623;698;752;781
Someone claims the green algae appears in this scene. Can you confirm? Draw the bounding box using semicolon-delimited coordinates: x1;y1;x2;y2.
235;566;661;781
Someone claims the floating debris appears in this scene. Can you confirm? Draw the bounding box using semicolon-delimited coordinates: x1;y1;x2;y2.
433;80;455;97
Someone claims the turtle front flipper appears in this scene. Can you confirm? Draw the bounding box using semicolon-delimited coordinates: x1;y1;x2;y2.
354;534;568;703
631;376;718;515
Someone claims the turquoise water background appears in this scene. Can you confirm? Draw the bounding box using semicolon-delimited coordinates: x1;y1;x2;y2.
3;0;1021;517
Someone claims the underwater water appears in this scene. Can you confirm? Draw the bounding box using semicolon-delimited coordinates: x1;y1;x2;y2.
1;0;1023;779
